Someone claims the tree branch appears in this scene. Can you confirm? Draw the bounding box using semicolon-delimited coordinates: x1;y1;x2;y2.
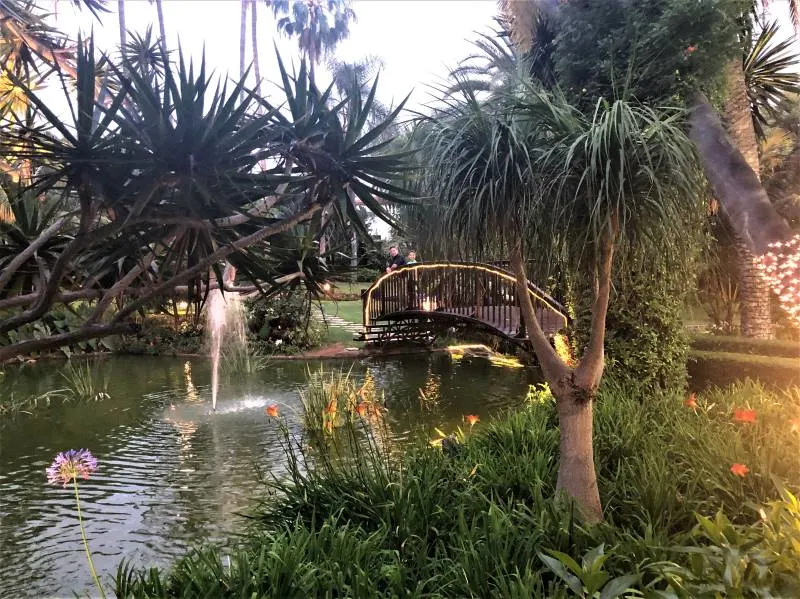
573;230;615;391
0;216;69;296
112;204;322;322
510;243;571;383
0;322;137;364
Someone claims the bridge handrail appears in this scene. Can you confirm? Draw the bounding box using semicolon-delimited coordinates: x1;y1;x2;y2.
361;261;569;328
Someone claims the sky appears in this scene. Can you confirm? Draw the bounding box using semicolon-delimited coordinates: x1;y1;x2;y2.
52;0;500;111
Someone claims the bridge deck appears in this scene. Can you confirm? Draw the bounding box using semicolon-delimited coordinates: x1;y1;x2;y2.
359;262;568;345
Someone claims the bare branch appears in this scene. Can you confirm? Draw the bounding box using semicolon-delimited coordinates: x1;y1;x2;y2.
0;322;137;364
0;216;69;295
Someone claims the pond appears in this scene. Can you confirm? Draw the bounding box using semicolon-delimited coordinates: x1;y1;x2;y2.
0;354;537;598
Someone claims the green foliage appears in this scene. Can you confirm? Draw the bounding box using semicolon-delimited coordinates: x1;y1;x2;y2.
691;333;800;358
548;0;749;107
246;290;321;353
663;487;800;597
116;380;800;597
538;545;639;598
115;320;204;356
589;249;700;392
0;33;414;358
744;20;800;140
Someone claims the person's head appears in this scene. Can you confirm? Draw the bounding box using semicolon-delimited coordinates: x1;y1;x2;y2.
408;250;417;261
389;246;398;257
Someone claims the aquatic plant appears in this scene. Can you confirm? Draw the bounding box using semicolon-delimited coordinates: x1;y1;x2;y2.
60;361;110;402
46;449;105;599
299;365;382;437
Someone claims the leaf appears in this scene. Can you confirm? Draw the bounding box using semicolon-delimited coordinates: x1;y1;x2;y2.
538;551;583;595
599;574;640;599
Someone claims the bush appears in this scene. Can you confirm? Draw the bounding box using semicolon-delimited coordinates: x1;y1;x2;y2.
246;290;321;353
116;379;800;597
356;267;381;282
115;320;204;356
690;333;800;359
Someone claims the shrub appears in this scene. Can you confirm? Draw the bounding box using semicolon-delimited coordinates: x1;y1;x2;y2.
246;290;321;353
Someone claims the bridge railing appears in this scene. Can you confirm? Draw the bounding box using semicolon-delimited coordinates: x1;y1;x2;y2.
361;262;568;338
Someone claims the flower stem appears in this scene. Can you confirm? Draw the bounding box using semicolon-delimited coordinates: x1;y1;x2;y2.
73;480;106;599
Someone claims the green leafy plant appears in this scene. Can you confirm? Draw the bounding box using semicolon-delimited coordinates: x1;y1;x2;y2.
538;545;639;598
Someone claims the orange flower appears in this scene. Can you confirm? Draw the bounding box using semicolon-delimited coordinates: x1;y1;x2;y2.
790;418;800;432
464;414;480;427
730;463;750;477
733;409;757;424
324;400;337;415
324;420;333;433
355;402;367;417
684;394;697;409
265;404;279;418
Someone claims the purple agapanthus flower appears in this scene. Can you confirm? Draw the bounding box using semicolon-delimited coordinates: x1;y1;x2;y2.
46;449;98;487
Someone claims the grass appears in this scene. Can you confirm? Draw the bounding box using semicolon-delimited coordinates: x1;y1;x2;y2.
316;300;364;348
318;300;363;324
116;379;800;597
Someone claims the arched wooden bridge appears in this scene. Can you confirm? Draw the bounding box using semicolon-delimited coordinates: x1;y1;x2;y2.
358;262;569;346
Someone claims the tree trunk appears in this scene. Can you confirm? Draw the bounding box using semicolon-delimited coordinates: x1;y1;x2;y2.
722;60;774;339
117;0;127;49
155;0;168;62
690;94;793;254
555;390;602;521
510;244;603;523
250;0;260;93
239;0;247;99
737;240;774;338
351;229;358;281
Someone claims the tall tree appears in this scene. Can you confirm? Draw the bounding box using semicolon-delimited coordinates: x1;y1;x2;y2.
266;0;356;81
0;46;412;361
416;79;701;522
240;0;248;87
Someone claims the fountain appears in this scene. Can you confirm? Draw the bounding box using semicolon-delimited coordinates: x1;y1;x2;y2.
206;265;249;411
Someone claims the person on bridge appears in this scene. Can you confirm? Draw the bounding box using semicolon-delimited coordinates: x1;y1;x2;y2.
385;246;406;274
406;250;418;265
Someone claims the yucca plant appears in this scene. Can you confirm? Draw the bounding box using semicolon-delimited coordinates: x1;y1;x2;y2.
0;35;414;362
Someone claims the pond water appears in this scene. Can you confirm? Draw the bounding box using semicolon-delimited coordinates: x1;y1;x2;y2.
0;354;537;598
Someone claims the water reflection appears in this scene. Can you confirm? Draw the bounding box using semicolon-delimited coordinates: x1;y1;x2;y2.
0;355;535;598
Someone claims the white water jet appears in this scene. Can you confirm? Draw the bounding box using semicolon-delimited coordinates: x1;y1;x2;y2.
206;265;249;411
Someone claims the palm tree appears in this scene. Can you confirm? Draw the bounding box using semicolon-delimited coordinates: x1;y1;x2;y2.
416;76;700;521
266;0;356;81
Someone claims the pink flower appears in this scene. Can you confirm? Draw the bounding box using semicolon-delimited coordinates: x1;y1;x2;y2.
46;449;98;487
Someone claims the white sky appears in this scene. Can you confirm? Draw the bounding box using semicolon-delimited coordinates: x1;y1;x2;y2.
52;0;499;111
